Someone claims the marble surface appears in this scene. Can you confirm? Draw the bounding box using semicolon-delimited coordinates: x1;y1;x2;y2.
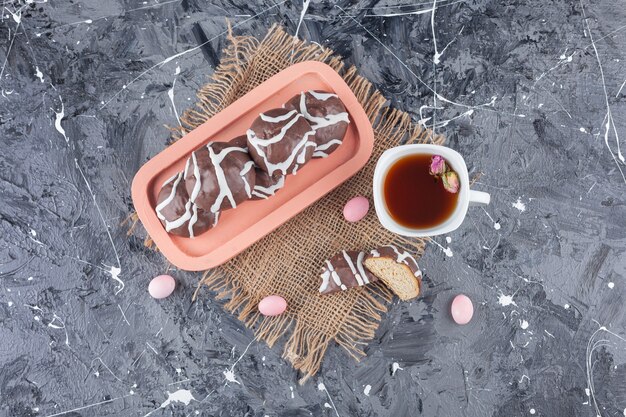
1;0;625;416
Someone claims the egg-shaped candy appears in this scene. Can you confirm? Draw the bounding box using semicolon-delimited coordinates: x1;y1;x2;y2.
258;295;287;316
343;196;369;222
149;275;176;299
451;294;474;325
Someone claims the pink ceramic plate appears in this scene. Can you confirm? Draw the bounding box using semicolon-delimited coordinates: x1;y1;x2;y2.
131;61;374;271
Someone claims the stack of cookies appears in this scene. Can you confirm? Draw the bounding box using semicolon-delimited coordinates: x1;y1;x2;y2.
154;90;350;238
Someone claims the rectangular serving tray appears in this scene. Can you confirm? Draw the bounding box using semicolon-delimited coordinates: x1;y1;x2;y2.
131;61;374;271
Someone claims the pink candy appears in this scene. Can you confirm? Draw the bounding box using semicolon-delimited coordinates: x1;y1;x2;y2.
258;295;287;316
149;274;176;299
451;294;474;325
343;196;369;222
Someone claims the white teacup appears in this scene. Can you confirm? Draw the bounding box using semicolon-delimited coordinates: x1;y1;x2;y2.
373;144;490;237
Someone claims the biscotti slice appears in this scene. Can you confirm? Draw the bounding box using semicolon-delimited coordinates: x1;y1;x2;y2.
318;250;378;295
364;245;422;301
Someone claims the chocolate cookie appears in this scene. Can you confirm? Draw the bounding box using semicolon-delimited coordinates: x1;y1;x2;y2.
251;168;285;200
246;108;316;178
284;90;350;158
184;138;256;213
319;250;378;295
155;172;218;238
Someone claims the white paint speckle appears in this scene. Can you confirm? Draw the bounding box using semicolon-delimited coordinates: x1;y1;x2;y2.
317;382;326;391
289;386;294;399
364;385;371;396
494;222;501;230
34;67;44;83
445;236;452;243
608;282;614;289
108;266;124;294
580;127;588;133
7;8;21;23
530;408;536;415
175;368;182;374
443;247;453;257
157;389;195;410
27;276;33;281
512;198;526;212
392;362;404;375
564;304;570;309
520;320;529;330
7;302;13;307
585;388;590;396
622;407;625;416
54;99;69;143
324;403;332;409
34;316;41;321
498;293;517;307
223;369;240;385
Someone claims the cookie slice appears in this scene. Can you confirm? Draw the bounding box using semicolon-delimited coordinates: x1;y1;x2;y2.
364;245;422;300
155;172;218;238
318;250;378;295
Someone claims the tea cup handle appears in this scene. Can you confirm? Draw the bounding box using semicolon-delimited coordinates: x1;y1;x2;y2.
469;190;490;206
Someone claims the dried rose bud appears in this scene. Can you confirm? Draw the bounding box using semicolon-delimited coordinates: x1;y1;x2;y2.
430;155;446;176
442;171;460;193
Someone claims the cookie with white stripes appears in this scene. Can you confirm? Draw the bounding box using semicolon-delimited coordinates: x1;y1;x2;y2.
318;250;378;295
285;90;350;158
184;138;256;214
155;172;218;238
246;108;316;178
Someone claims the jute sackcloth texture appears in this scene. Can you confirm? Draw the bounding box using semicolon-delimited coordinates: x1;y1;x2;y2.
128;24;444;383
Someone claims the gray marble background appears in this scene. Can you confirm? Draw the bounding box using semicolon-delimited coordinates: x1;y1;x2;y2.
1;0;625;416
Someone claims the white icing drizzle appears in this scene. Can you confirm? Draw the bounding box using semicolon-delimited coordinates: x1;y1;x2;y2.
252;175;285;199
319;269;331;293
165;200;193;232
378;245;422;277
240;160;255;198
155;172;184;222
212;211;220;227
155;170;199;235
207;144;248;213
308;90;338;101
370;249;380;258
188;203;198;238
247;110;316;177
342;251;364;286
292;138;317;174
189;151;202;203
324;260;346;291
185;151;207;236
161;172;179;188
356;252;370;284
260;110;299;123
312;139;343;158
298;92;350;131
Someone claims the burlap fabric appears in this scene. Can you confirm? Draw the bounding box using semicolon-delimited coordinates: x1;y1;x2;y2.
129;24;444;383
